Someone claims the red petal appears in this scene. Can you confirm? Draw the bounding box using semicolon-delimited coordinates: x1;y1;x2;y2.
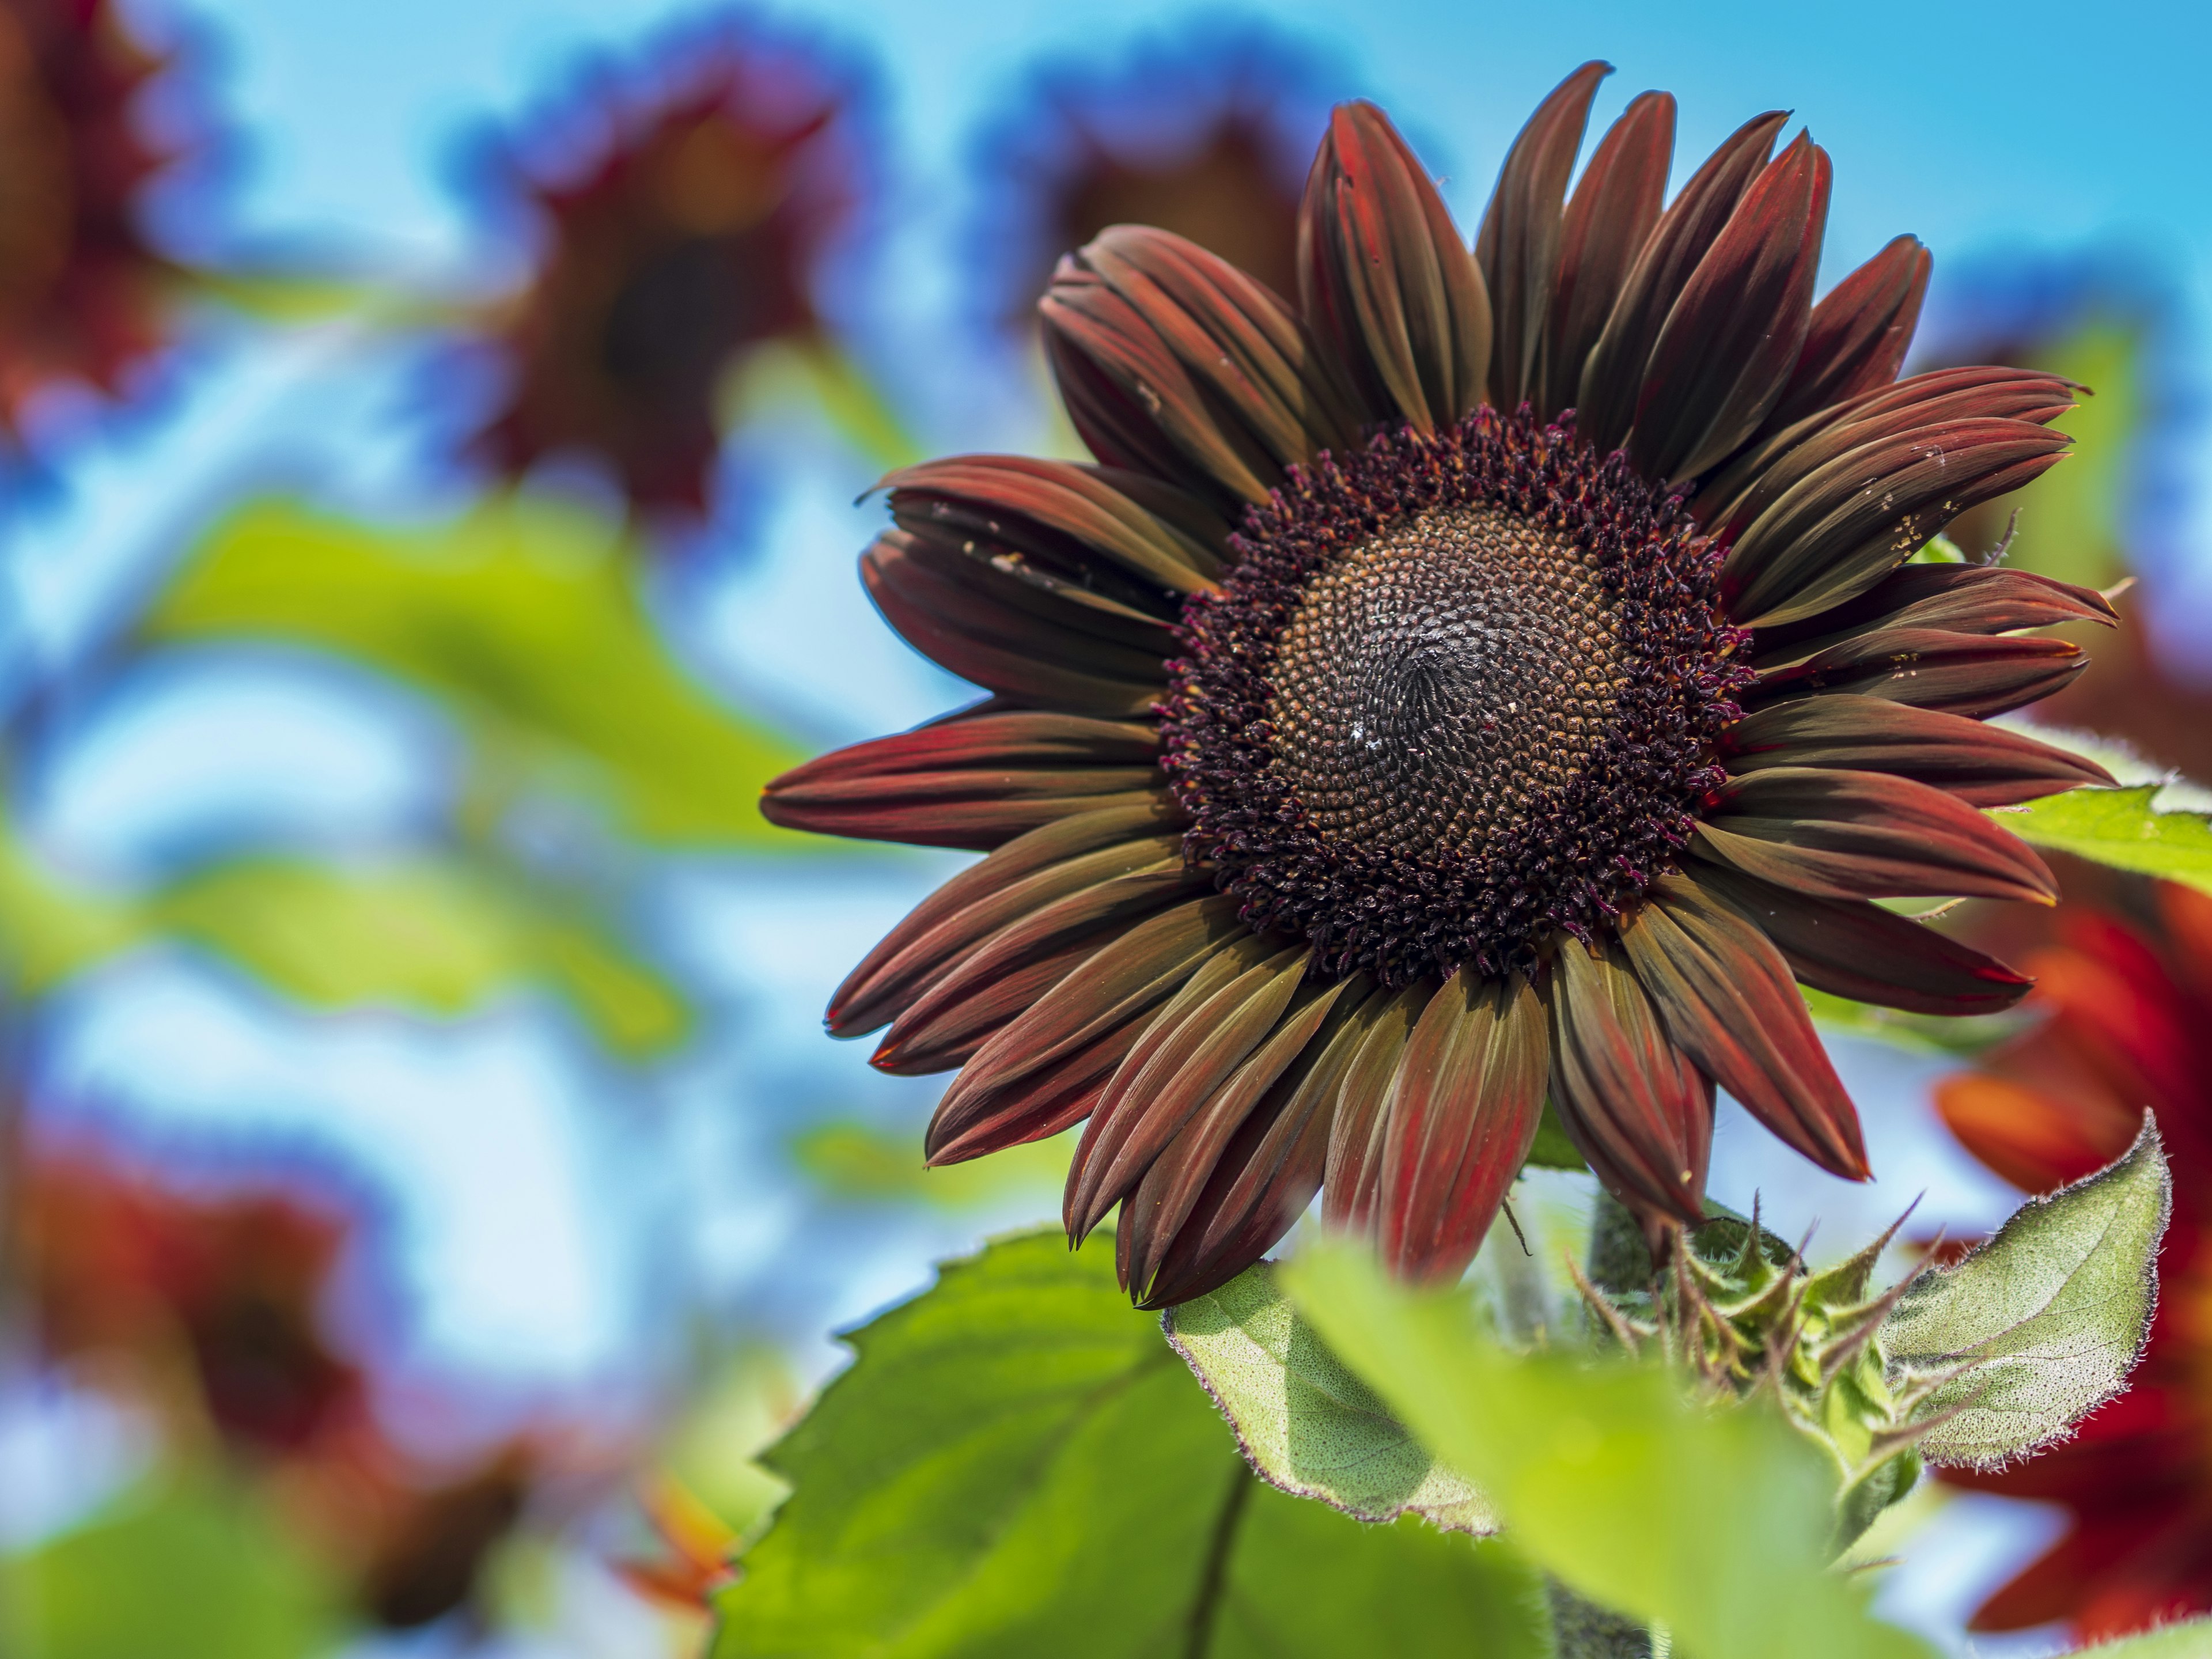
1766;234;1930;430
1298;102;1491;433
1721;693;2112;806
1320;982;1432;1234
1546;938;1713;1225
1474;60;1610;414
1698;766;2058;904
1747;626;2087;721
1376;971;1548;1283
1752;562;2114;665
1539;90;1674;422
1624;876;1868;1179
1574;110;1787;453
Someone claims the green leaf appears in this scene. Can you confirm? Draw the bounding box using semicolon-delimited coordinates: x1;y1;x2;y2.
2075;1617;2212;1655
714;1229;1549;1659
152;857;689;1054
1;1475;345;1659
1164;1262;1497;1533
787;1120;1071;1209
1283;1241;1938;1659
143;498;810;847
1882;1120;2169;1470
1993;785;2212;895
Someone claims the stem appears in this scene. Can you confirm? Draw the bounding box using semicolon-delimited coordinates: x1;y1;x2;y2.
1182;1465;1253;1659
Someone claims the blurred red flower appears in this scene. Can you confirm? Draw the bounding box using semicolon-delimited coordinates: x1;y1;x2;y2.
467;16;872;521
0;0;194;428
1936;880;2212;1639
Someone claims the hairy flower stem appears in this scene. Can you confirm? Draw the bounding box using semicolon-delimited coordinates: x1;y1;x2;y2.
1546;1190;1666;1658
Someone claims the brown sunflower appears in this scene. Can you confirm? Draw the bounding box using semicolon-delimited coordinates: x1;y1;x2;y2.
762;63;2116;1308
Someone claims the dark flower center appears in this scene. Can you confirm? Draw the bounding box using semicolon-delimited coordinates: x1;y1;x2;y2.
1160;408;1751;987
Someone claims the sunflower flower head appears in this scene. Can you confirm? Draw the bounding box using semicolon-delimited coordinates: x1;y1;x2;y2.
764;62;2116;1308
0;0;196;430
467;17;872;520
1936;881;2212;1640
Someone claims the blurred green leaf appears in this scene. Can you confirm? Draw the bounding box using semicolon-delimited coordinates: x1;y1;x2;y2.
1282;1241;1938;1659
787;1120;1071;1209
1993;784;2212;894
1998;321;2141;589
714;1229;1549;1659
1165;1263;1497;1534
153;857;688;1053
1885;1122;2168;1469
145;498;810;846
2;1475;345;1659
0;831;686;1052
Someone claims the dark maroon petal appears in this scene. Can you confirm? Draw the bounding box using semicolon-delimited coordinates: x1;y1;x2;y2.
1065;941;1307;1237
1546;938;1713;1226
1719;421;2073;628
872;862;1206;1074
1078;227;1364;470
1721;694;2112;806
1765;234;1930;430
1298;101;1491;434
1623;877;1868;1180
861;533;1167;715
1703;368;2076;545
924;1018;1141;1168
832;818;1185;1039
1575;109;1787;454
925;895;1245;1163
1628;132;1831;485
1687;855;2033;1017
1752;562;2115;665
1135;978;1385;1306
1539;90;1675;422
881;454;1223;596
1747;626;2088;721
1699;765;2058;904
1119;975;1358;1300
880;525;1180;669
1376;971;1548;1283
1320;981;1433;1234
1475;60;1610;414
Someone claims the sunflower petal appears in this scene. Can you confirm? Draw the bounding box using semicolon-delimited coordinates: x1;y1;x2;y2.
1298;101;1491;433
1066;944;1310;1237
1630;132;1831;484
1624;876;1868;1179
1078;227;1363;469
1765;234;1930;430
874;528;1176;676
1320;981;1433;1233
1475;60;1610;414
1747;626;2087;720
861;533;1167;715
1722;694;2113;806
1688;855;2033;1017
1120;975;1357;1300
1136;979;1385;1308
1698;765;2058;904
1376;971;1548;1283
925;895;1245;1160
881;454;1223;596
1575;109;1787;453
1753;563;2114;669
1539;89;1675;422
1547;938;1713;1226
832;828;1185;1039
1720;421;2073;628
872;862;1206;1073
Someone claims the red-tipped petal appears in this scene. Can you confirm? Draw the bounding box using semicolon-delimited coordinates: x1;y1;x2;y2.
1475;60;1610;414
1539;89;1674;422
1747;627;2088;721
1698;765;2058;905
1767;233;1930;430
1546;938;1713;1226
1298;101;1491;434
1376;970;1548;1283
1721;694;2112;806
1320;981;1431;1234
1623;876;1868;1179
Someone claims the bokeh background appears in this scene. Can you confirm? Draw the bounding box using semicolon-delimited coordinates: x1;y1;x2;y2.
0;1;2206;1654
